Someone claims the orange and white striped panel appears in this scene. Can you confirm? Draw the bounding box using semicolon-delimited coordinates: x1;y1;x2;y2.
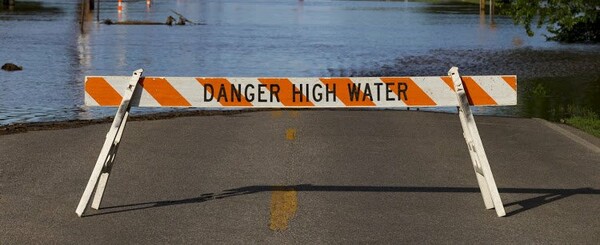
85;76;517;108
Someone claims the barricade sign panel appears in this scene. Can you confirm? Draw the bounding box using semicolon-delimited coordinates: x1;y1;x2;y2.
76;67;516;218
85;76;517;108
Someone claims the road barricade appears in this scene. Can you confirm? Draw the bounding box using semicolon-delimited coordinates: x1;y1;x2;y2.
77;67;517;217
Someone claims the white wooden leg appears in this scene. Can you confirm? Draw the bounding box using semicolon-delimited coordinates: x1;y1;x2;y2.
91;110;130;210
91;173;110;209
459;108;494;209
475;172;494;209
449;67;506;217
469;122;506;217
76;131;120;216
76;69;143;217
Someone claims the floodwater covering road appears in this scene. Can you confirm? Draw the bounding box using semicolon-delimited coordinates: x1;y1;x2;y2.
0;0;599;125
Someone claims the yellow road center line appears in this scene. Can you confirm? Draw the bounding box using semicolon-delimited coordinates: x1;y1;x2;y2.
288;110;300;118
285;128;296;140
269;187;298;231
271;110;283;118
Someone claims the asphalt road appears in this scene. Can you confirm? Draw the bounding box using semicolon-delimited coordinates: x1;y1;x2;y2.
1;111;599;243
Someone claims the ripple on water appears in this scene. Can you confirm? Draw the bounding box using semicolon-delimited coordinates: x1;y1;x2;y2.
0;0;598;125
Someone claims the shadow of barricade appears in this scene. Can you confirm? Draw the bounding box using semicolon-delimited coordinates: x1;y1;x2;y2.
84;185;599;217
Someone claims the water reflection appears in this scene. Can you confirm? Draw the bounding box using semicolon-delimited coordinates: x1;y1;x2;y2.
521;76;600;121
295;0;304;24
0;1;61;15
118;1;126;21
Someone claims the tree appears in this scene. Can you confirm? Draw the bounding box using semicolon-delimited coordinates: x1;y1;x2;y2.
498;0;600;43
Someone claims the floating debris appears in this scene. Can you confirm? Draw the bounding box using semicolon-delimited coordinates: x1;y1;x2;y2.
102;19;171;25
101;16;205;26
165;16;176;26
1;63;22;71
171;9;205;25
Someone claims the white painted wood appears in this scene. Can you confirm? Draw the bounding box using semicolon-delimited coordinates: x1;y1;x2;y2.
91;173;109;209
76;69;143;217
91;110;130;210
84;92;100;106
85;76;517;108
167;77;222;107
471;76;517;105
449;67;506;217
463;136;494;209
412;77;456;106
475;172;494;209
341;77;408;107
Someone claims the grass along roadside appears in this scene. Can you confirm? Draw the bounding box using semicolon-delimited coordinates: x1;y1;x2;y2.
565;116;600;138
520;75;600;138
560;105;600;138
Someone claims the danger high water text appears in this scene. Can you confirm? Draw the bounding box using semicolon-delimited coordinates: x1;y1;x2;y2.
203;82;409;103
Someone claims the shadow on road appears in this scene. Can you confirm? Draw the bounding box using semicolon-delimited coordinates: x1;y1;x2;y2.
85;185;599;217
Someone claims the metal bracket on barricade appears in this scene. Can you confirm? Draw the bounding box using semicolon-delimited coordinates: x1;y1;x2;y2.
449;67;505;217
76;67;516;217
76;69;143;217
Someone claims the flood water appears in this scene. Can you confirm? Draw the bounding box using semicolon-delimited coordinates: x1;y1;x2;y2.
1;0;599;125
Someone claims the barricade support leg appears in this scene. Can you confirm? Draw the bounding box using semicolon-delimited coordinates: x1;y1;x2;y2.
91;109;129;210
76;69;143;217
448;67;506;217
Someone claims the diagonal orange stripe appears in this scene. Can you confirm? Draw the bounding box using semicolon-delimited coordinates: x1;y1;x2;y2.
140;78;191;106
502;76;517;91
195;78;253;106
85;77;122;106
258;78;314;107
380;77;436;106
441;76;455;91
319;78;375;106
461;76;497;105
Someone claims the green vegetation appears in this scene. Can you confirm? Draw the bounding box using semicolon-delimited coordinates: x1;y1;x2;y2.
521;76;600;137
557;105;600;138
565;115;600;138
498;0;600;43
0;1;61;13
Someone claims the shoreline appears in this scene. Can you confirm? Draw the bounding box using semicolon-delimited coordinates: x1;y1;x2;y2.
3;109;596;155
0;108;537;136
0;109;248;135
1;106;596;139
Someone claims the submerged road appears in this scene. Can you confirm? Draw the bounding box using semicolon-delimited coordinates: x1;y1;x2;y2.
1;111;599;243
